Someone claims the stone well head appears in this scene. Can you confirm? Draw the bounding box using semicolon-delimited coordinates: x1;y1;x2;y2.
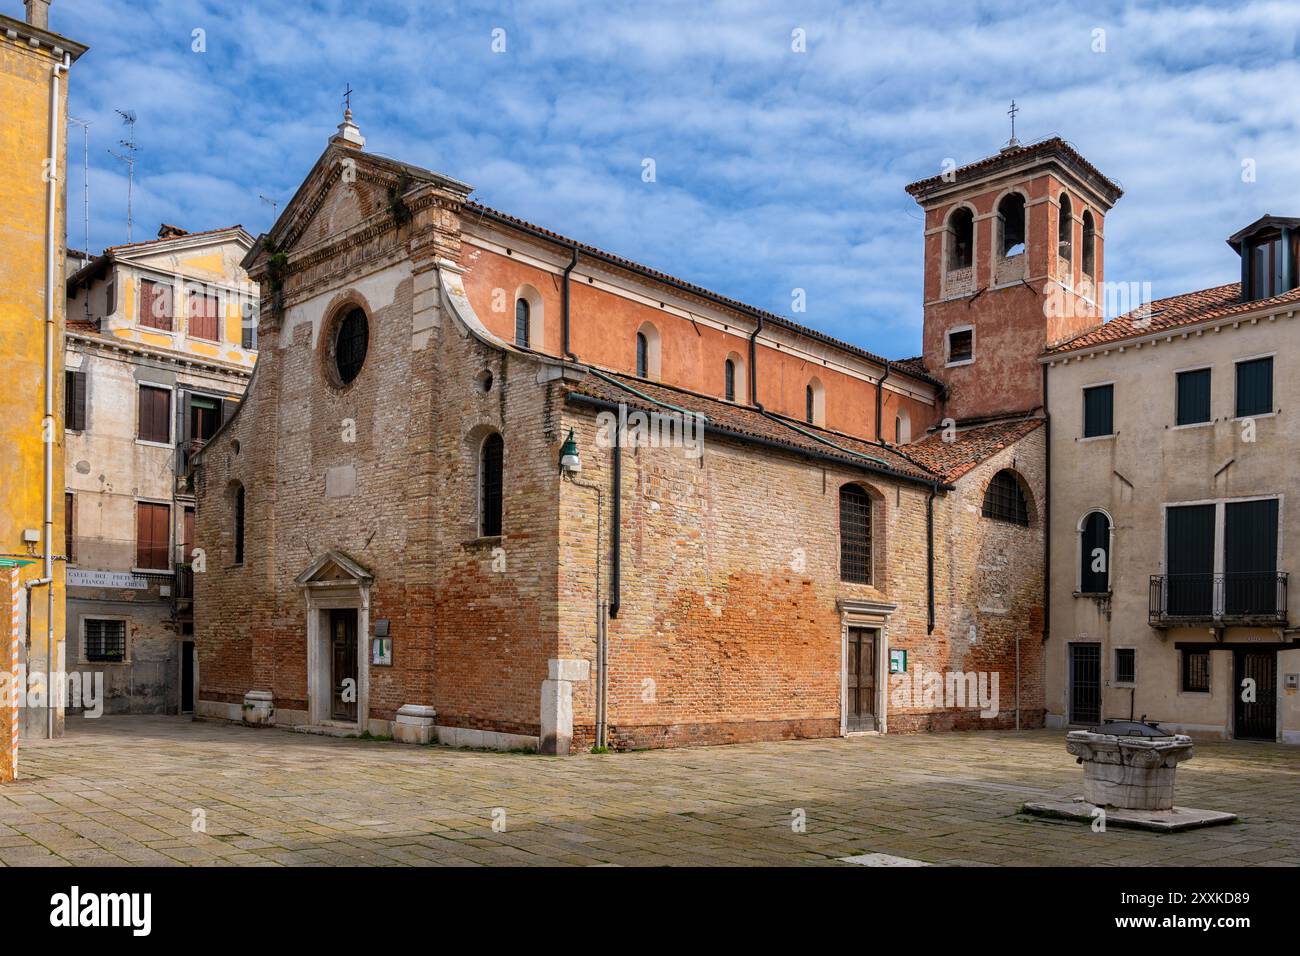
1065;718;1194;811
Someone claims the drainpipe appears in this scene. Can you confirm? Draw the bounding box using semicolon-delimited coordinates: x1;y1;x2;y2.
747;315;764;411
610;432;621;619
926;485;936;634
1042;362;1051;644
875;360;891;442
561;246;579;362
39;54;70;740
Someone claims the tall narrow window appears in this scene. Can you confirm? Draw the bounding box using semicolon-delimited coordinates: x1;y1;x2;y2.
1082;383;1114;438
137;385;171;443
233;483;246;564
982;470;1030;526
1235;356;1273;417
241;311;257;350
724;358;736;402
480;433;504;537
1081;210;1096;277
136;501;170;570
64;493;75;564
1248;234;1285;300
1080;511;1110;593
839;485;872;584
947;207;974;271
514;298;530;348
139;279;174;331
1176;368;1211;425
64;369;86;431
636;332;648;379
805;385;814;424
1058;194;1073;265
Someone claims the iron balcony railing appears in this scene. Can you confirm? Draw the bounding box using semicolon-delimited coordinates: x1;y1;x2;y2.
1149;572;1288;626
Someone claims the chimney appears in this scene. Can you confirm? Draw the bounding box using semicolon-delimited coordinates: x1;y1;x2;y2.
157;224;189;239
25;0;51;30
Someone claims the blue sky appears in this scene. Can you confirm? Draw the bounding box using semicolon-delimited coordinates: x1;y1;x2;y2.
44;0;1300;359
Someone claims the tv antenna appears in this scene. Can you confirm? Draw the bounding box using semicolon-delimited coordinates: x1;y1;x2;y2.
67;115;90;256
109;109;138;242
259;194;280;219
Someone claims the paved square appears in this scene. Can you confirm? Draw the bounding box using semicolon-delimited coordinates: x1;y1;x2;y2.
1;717;1296;866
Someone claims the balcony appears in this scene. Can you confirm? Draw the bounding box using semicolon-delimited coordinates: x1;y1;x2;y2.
1149;572;1288;627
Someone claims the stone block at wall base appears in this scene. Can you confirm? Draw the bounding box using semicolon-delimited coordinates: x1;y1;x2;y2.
393;704;437;744
435;725;538;752
242;690;274;727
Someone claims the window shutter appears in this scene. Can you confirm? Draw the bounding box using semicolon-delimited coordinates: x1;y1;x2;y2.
1082;384;1113;437
138;386;171;443
1175;368;1211;425
64;369;86;431
1235;357;1273;417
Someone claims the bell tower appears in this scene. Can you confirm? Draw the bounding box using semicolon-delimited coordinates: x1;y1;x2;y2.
907;137;1123;422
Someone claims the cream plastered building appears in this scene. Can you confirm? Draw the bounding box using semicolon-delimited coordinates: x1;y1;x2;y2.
1044;215;1300;743
63;224;256;715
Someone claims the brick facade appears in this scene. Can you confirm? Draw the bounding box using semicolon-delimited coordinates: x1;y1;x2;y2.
193;122;1049;751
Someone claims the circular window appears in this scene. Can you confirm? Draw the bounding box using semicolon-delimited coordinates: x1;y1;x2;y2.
334;307;369;384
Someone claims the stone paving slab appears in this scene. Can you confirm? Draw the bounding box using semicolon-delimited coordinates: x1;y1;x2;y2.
0;716;1295;866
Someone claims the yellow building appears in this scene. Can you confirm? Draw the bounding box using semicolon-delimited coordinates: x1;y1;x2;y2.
0;1;87;774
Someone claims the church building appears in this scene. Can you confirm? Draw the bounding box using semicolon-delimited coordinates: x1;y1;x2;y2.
191;110;1119;752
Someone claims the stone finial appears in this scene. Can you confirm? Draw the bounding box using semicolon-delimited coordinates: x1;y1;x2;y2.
333;105;365;149
25;0;51;30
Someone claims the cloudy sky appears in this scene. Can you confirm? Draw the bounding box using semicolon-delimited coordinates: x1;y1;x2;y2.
46;0;1300;359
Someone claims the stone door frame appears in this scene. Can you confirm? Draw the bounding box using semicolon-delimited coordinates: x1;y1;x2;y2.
297;551;373;732
838;599;897;735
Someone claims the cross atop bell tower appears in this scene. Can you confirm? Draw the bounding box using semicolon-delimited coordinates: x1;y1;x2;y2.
906;136;1123;422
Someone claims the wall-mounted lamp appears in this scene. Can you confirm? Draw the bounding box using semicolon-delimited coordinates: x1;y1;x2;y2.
559;428;581;476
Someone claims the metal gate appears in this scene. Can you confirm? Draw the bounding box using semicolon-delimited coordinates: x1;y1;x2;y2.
1069;643;1101;725
1234;649;1276;741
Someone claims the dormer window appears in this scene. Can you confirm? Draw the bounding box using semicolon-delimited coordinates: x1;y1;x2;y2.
1249;232;1285;300
1229;216;1299;303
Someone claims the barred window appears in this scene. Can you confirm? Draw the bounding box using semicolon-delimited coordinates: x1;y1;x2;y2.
84;619;126;663
982;470;1029;526
839;485;872;584
515;298;530;348
1182;649;1210;693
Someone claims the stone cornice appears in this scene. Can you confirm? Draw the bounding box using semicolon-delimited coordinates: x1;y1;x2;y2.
66;330;253;379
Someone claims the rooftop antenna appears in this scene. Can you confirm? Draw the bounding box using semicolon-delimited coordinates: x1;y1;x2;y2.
67;115;90;256
1004;100;1021;151
109;108;137;242
259;194;280;219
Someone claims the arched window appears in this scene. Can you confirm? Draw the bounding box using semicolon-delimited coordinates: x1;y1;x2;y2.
634;322;661;379
805;377;825;426
1081;210;1096;278
894;407;911;444
1080;511;1111;593
480;433;504;537
514;298;530;348
998;194;1026;257
232;482;246;564
982;469;1030;526
839;484;873;584
947;206;974;272
1058;194;1073;266
724;358;736;402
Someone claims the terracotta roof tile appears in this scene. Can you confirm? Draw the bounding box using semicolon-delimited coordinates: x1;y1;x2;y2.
906;418;1043;482
568;370;1042;486
1048;282;1300;354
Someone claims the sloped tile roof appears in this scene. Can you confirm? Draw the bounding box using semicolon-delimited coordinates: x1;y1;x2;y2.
906;418;1044;482
564;370;1039;488
1047;282;1300;354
